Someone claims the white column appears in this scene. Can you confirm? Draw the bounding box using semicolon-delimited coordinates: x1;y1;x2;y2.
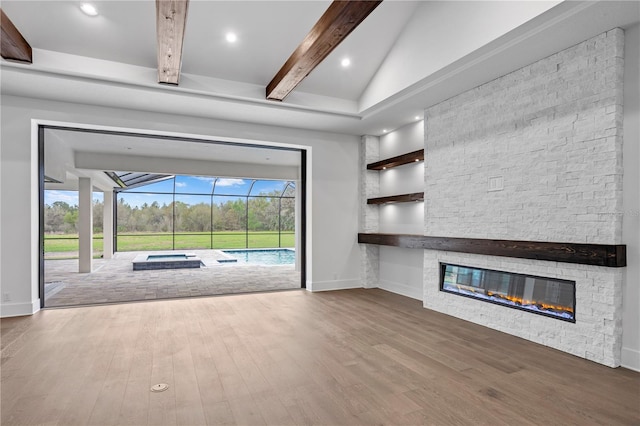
78;177;93;273
103;190;114;259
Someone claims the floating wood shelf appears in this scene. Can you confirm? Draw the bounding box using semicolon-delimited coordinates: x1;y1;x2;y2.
357;233;627;268
367;192;424;205
367;149;424;170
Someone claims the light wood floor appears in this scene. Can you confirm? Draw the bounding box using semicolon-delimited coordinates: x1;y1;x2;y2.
1;289;638;425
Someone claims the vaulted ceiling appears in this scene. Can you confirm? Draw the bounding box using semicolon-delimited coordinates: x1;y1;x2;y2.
1;1;639;135
3;1;638;192
1;1;416;101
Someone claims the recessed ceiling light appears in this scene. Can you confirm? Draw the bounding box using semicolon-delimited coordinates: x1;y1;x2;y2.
80;3;98;16
225;32;237;43
341;58;351;67
415;116;421;120
382;129;388;133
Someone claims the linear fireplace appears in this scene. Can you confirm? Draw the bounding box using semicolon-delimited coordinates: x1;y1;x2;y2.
440;263;576;322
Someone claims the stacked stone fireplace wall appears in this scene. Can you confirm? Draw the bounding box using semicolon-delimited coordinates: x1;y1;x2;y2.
360;135;380;289
424;29;625;367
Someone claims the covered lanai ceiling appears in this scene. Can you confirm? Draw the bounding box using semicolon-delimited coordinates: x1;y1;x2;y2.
43;127;302;192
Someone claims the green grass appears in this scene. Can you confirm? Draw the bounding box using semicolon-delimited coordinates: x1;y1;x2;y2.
45;234;104;253
44;231;295;253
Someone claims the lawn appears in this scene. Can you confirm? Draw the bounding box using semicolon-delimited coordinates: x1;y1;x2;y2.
44;231;295;253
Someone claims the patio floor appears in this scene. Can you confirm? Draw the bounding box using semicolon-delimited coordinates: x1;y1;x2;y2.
44;250;301;307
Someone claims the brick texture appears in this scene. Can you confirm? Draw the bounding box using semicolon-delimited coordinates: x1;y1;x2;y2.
360;135;380;288
423;29;625;367
425;29;624;244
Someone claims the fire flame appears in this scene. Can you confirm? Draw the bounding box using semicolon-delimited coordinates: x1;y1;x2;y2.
454;285;574;315
486;291;574;314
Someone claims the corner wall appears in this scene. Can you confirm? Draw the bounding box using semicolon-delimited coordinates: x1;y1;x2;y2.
0;96;361;316
378;122;424;300
359;123;424;300
424;29;628;367
622;23;640;371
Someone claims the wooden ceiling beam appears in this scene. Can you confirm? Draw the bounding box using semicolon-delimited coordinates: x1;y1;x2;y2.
266;0;382;101
156;0;189;85
0;8;32;63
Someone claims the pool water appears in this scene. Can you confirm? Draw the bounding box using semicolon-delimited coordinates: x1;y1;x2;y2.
147;254;189;260
222;249;295;265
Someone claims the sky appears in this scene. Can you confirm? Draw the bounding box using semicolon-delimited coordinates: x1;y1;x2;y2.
45;190;102;206
45;176;292;208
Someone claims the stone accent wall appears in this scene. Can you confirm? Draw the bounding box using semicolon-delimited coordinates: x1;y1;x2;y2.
360;245;379;290
360;135;380;288
423;29;625;367
425;29;624;244
424;252;623;366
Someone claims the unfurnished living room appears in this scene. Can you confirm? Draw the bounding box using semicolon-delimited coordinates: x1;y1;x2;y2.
1;1;639;425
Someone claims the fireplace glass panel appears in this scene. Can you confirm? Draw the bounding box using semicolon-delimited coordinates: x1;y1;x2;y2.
440;263;575;322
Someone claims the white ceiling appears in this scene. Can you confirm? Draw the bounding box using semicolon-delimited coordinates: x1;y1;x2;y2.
1;1;639;137
6;0;638;192
0;0;417;100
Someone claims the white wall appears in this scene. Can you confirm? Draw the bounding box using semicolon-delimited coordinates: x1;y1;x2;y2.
377;121;424;300
0;95;361;316
622;23;640;371
0;100;40;316
43;134;73;183
359;1;560;111
378;121;424;200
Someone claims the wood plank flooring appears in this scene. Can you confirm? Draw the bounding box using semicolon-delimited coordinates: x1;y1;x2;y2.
1;288;638;425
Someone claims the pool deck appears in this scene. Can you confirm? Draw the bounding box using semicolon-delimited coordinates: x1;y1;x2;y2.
44;249;301;307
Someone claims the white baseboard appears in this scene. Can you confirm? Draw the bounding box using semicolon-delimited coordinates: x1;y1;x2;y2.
0;299;40;317
621;347;640;372
378;279;422;300
310;279;361;292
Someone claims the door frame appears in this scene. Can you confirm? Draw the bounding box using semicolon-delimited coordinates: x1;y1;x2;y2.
38;123;309;307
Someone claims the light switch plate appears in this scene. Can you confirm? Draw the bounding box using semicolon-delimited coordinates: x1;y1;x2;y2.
488;176;504;192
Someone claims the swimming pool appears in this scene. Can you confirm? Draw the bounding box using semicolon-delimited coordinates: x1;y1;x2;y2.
222;249;295;265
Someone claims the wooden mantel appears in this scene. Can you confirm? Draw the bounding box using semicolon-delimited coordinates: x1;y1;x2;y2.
358;233;627;268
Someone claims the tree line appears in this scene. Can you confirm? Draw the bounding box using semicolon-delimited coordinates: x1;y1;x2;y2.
44;200;104;234
44;192;295;234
